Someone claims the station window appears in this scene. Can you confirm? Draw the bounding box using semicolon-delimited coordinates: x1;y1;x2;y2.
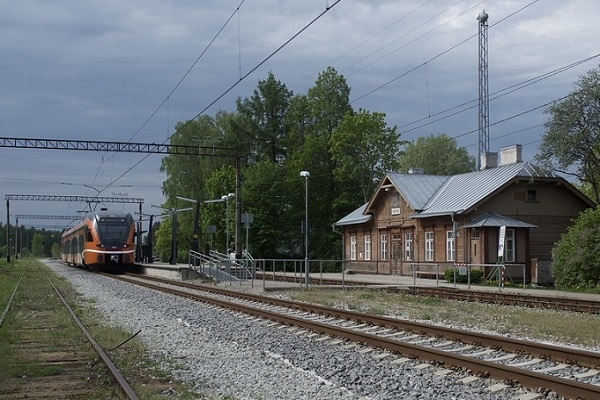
446;230;455;261
526;189;537;202
350;235;357;260
425;231;434;261
380;233;388;260
405;233;413;261
364;235;371;260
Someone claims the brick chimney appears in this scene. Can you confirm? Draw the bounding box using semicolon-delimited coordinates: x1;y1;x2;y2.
480;152;498;170
500;145;522;166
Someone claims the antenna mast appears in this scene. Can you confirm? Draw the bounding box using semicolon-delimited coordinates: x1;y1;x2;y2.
477;10;489;170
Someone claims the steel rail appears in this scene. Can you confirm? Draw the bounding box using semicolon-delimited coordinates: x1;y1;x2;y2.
130;273;600;369
254;272;600;314
47;275;139;400
0;272;24;327
406;286;600;314
115;274;600;399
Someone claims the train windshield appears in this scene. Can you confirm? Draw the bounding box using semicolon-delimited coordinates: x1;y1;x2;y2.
96;216;132;246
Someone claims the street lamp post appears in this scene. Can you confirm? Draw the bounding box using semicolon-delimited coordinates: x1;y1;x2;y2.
221;193;235;256
300;170;310;288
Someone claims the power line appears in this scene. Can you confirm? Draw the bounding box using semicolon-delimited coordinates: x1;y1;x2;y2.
98;1;342;195
351;0;540;104
128;0;248;143
399;53;600;135
86;1;248;196
0;175;160;189
346;0;484;79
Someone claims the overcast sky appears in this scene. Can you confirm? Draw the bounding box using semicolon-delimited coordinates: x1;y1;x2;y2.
1;0;599;227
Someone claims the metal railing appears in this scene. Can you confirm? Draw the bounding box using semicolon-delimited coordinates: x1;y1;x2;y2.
409;262;526;289
189;250;344;289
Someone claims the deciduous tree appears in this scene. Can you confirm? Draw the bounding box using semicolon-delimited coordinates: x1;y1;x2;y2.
536;66;600;203
330;109;403;204
398;134;475;175
551;207;600;289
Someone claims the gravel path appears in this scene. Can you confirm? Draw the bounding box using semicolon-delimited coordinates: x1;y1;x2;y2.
45;260;539;400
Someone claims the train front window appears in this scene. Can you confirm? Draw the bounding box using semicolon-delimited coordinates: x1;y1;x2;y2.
96;217;131;246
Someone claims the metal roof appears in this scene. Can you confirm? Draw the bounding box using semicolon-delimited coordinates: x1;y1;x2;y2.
336;162;588;227
413;162;558;217
386;173;449;210
334;203;372;226
462;212;538;228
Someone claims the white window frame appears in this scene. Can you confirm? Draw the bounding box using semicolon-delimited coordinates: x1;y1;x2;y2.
446;230;455;261
425;231;434;261
364;235;371;261
405;232;413;261
350;235;357;260
380;233;388;260
505;229;515;262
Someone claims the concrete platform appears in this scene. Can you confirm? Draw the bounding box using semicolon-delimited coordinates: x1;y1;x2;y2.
128;262;204;280
135;262;600;301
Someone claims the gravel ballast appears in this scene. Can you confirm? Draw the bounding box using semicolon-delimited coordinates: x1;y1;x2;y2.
45;260;537;399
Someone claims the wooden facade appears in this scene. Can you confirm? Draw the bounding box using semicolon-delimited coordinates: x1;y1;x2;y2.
336;153;595;282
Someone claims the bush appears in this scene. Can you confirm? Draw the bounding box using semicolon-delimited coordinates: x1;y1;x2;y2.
444;267;483;284
552;207;600;289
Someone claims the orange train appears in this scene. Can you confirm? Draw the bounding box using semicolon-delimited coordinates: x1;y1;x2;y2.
61;210;136;272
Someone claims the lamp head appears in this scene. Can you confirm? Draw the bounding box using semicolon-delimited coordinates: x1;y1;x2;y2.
300;170;310;178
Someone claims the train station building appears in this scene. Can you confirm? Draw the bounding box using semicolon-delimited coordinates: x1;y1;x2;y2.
334;145;596;284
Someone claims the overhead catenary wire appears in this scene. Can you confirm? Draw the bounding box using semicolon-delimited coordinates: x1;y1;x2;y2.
93;0;580;198
399;53;600;136
345;0;483;79
96;1;342;196
85;1;247;200
351;0;540;104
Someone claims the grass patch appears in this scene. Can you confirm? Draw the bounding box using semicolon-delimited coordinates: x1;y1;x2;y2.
0;258;211;399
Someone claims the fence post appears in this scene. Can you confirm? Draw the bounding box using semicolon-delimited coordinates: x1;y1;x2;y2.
467;264;471;289
320;261;323;285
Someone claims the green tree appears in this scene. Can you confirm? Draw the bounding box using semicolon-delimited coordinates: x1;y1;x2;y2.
536;66;600;203
286;67;354;259
154;217;173;263
551;207;600;289
200;164;236;254
31;233;44;257
398;134;476;175
331;109;404;204
51;242;60;258
242;160;294;257
235;71;293;164
157;112;235;259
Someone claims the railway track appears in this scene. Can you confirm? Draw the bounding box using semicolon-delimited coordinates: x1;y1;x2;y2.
0;268;138;399
256;272;600;314
403;286;600;314
115;273;600;399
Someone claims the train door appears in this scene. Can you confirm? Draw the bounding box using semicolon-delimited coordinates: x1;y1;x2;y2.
77;234;84;265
